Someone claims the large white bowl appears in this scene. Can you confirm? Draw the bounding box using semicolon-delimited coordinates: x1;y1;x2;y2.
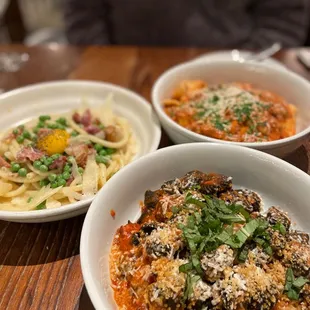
152;60;310;157
80;143;310;310
0;80;161;223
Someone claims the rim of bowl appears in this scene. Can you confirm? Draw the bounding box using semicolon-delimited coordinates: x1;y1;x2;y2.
0;80;161;220
151;60;310;150
80;142;310;309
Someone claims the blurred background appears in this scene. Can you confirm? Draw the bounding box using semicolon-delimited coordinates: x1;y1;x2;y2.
0;0;66;45
0;0;310;46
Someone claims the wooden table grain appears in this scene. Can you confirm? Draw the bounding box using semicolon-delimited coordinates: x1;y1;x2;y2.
0;45;309;310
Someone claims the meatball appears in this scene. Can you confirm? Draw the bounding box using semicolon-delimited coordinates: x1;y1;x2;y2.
148;258;186;308
145;224;184;259
268;228;287;257
283;240;310;277
266;206;291;230
180;171;232;195
288;231;310;244
201;245;234;282
144;190;161;209
219;189;262;213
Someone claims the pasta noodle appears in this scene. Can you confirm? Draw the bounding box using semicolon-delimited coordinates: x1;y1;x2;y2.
0;94;137;211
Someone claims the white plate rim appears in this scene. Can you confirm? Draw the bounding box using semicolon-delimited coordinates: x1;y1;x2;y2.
0;80;162;221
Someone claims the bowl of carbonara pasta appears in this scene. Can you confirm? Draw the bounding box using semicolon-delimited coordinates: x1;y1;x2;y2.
0;81;161;222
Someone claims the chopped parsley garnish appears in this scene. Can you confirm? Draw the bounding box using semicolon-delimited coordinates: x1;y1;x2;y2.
284;268;308;300
233;102;253;123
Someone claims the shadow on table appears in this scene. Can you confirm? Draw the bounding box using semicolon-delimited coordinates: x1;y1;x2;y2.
0;214;85;266
284;145;309;173
78;285;95;310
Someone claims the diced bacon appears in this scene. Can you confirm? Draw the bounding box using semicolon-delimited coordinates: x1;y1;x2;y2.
80;109;92;127
73;112;81;124
37;128;52;139
0;155;10;168
66;175;74;186
49;155;67;170
65;143;89;167
84;124;101;134
16;147;45;163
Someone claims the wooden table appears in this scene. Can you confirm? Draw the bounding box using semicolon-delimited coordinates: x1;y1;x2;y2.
0;45;309;310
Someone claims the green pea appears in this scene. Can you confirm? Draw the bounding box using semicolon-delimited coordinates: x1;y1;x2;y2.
32;134;38;141
48;173;57;182
39;115;51;122
99;124;105;130
39;165;48;172
16;136;24;144
11;163;20;172
33;160;41;169
18;125;25;130
18;168;27;177
64;164;71;172
13;129;19;135
33;127;39;134
50;181;58;188
47;123;58;129
40;156;47;163
22;131;31;139
36;201;46;210
95;155;108;164
39;179;49;187
94;143;103;152
99;149;107;156
67;156;75;163
57;178;66;187
56;117;67;126
51;154;61;160
105;148;116;155
37;121;45;128
71;131;79;137
62;171;71;180
44;157;53;166
78;167;84;175
56;124;66;130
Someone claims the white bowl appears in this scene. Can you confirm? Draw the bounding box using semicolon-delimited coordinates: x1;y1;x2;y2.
80;143;310;310
152;60;310;157
0;80;161;223
191;50;287;71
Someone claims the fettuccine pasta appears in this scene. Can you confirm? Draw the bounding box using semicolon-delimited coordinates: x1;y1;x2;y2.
0;94;137;211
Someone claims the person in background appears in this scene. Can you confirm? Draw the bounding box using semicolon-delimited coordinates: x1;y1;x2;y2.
64;0;309;48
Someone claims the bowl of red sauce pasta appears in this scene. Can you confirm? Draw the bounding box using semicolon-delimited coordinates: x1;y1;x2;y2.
80;143;310;310
152;60;310;157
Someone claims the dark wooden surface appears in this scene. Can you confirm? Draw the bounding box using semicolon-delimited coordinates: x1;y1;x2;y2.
0;45;309;310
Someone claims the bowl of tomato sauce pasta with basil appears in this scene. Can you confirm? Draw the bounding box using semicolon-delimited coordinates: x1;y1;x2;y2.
164;81;296;142
110;171;310;310
152;60;310;157
0;97;136;212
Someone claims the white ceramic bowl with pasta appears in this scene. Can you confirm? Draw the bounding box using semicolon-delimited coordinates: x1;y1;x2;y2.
80;143;310;309
0;81;161;223
152;60;310;158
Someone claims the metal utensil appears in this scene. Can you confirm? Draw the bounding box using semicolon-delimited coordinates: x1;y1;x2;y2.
232;42;282;63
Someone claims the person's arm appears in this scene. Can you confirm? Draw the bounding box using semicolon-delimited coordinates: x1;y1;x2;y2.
243;0;309;48
64;0;110;45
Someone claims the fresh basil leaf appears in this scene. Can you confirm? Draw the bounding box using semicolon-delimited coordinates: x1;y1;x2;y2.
179;262;193;273
293;277;309;289
272;222;287;235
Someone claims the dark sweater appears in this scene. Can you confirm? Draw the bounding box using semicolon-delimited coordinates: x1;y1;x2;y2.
64;0;309;48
